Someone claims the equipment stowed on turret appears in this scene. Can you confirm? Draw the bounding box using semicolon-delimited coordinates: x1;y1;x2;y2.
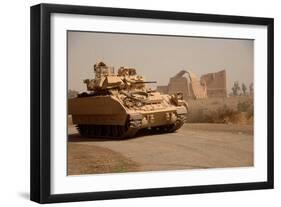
68;61;188;138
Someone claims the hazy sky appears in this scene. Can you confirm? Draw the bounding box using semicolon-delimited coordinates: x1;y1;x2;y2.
68;31;253;92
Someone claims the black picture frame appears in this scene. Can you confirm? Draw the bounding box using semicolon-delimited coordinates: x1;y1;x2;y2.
30;3;274;204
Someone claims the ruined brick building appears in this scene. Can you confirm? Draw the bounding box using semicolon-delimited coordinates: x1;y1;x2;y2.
201;70;227;98
157;70;227;99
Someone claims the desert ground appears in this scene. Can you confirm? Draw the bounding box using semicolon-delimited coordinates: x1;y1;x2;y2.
67;122;253;175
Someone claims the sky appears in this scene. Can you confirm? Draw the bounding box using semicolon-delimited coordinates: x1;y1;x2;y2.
68;31;253;93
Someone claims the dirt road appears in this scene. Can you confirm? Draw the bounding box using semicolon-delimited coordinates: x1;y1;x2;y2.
68;123;253;175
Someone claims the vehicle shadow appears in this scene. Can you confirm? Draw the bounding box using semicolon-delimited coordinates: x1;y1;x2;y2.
68;129;172;142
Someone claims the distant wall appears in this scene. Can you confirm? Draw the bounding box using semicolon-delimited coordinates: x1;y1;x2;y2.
168;76;191;100
157;70;227;99
200;70;227;98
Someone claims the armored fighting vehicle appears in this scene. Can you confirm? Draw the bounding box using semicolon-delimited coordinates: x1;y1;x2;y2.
68;62;188;138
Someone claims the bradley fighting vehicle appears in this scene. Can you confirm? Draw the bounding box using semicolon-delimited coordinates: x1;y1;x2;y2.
68;62;188;138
